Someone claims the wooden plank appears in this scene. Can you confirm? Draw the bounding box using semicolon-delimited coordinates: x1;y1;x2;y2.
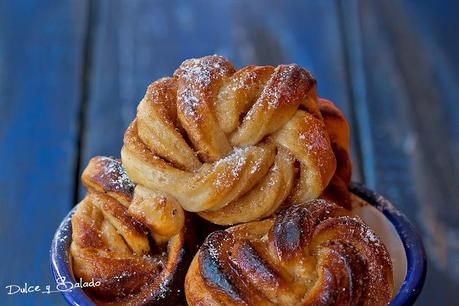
0;1;88;305
340;0;459;304
80;0;363;195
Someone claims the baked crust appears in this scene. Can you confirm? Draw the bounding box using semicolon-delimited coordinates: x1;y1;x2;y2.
318;98;353;209
185;199;394;306
70;156;191;305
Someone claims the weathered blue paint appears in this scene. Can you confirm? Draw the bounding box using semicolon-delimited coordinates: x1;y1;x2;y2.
0;1;88;305
1;0;458;305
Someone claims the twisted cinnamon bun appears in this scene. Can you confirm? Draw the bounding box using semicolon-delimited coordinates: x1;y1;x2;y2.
121;55;337;225
70;156;191;305
318;98;353;209
185;199;394;306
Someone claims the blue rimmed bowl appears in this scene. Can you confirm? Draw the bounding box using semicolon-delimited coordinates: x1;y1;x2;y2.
349;183;427;305
50;208;96;306
51;183;426;305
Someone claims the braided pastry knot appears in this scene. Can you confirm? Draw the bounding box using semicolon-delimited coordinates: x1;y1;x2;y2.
185;199;394;306
70;156;189;305
121;55;337;225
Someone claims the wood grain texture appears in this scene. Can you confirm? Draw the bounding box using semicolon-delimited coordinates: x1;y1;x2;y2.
0;1;88;305
79;0;362;200
341;0;459;304
1;0;457;304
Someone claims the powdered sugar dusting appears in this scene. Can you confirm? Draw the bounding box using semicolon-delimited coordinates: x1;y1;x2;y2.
249;154;263;174
208;240;221;259
176;56;234;120
179;56;229;86
259;64;309;110
213;147;250;188
98;156;135;193
360;223;382;246
155;278;171;300
267;163;280;187
180;87;202;119
226;68;259;93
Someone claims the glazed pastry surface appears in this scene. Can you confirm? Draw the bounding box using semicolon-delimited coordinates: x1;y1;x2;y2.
70;156;189;305
185;199;394;306
121;55;337;225
318;98;353;209
69;55;395;305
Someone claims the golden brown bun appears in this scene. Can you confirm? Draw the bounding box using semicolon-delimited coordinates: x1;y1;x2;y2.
121;55;337;225
70;156;191;305
185;199;394;306
318;98;353;209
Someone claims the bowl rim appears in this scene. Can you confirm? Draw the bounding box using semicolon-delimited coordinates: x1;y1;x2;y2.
50;183;426;306
349;182;427;306
50;206;96;306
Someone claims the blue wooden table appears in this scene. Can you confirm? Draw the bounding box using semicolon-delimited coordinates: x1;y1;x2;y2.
1;0;458;305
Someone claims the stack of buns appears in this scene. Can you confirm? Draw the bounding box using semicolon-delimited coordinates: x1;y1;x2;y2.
70;55;393;306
